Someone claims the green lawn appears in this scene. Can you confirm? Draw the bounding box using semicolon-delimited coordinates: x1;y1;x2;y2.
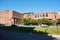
0;26;60;35
34;27;60;35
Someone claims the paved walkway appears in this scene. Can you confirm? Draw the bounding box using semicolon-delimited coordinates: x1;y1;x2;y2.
48;34;60;38
48;34;60;40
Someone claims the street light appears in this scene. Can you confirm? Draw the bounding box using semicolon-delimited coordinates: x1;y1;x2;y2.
56;20;58;34
55;13;58;34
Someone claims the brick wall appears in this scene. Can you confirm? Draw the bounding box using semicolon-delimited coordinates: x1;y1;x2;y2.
0;10;24;25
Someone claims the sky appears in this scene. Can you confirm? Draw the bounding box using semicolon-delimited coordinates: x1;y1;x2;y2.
0;0;60;13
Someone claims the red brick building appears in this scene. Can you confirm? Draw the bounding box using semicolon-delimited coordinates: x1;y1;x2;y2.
0;10;23;25
24;12;60;20
0;10;60;25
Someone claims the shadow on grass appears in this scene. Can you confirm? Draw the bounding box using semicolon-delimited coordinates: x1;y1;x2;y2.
0;26;57;40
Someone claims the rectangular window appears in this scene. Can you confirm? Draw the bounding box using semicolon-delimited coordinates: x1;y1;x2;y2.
35;14;39;18
37;14;39;18
46;13;48;17
35;14;37;18
40;13;43;17
43;14;45;17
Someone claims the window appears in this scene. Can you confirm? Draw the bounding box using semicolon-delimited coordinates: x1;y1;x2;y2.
39;14;41;17
37;14;39;17
46;13;48;17
35;14;37;18
43;14;45;17
40;13;43;17
35;14;39;18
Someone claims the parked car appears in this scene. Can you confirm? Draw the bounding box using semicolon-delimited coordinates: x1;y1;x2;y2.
40;24;48;27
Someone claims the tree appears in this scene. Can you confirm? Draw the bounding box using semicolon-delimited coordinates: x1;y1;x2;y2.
30;19;37;25
21;18;51;25
21;18;38;25
57;18;60;24
37;19;41;25
50;20;57;26
21;18;30;25
40;18;51;25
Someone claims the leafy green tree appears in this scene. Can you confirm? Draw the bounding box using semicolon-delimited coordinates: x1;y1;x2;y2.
21;18;30;25
40;18;51;25
22;18;52;25
57;18;60;24
30;19;37;25
21;18;37;25
37;19;41;25
50;20;57;26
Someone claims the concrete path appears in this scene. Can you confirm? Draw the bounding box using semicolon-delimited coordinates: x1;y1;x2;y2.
51;35;60;40
48;34;60;38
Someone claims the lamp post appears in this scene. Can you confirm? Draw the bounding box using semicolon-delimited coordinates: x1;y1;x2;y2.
55;13;58;34
56;20;58;34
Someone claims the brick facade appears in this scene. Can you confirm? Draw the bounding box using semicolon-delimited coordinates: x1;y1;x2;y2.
0;10;23;25
24;12;60;20
0;10;60;25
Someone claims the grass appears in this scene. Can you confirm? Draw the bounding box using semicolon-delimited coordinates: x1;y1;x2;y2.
34;27;60;35
0;26;60;35
0;26;48;34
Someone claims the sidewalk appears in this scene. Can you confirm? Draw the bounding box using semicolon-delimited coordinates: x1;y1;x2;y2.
52;35;60;38
48;34;60;38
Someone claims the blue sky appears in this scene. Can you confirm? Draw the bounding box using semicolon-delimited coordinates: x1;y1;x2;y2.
0;0;60;13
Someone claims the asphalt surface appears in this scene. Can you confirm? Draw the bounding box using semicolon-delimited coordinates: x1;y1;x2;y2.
0;30;60;40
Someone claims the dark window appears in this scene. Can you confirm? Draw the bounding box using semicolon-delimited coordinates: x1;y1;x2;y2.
35;14;37;18
43;14;45;17
46;13;48;17
35;15;37;18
